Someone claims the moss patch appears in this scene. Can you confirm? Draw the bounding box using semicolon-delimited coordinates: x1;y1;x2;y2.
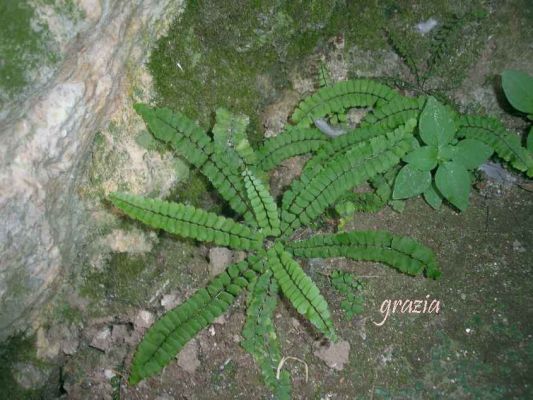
0;1;57;103
149;0;405;147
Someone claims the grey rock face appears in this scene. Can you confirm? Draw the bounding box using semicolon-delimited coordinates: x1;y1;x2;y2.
0;0;183;339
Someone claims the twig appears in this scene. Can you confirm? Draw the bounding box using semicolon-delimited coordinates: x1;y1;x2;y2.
276;356;309;383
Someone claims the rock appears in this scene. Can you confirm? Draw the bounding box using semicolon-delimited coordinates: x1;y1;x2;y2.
12;362;50;390
313;340;350;371
134;310;155;330
177;339;200;373
512;240;526;253
0;0;185;340
60;325;80;355
104;369;116;380
90;326;112;352
111;324;130;343
208;247;233;277
36;327;61;360
103;228;157;254
161;292;181;310
262;90;301;138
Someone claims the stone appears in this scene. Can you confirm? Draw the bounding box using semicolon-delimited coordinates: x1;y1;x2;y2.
12;362;50;390
313;340;351;371
0;0;185;340
103;228;157;254
161;292;181;310
177;339;200;373
90;326;112;352
208;247;233;277
60;325;80;355
134;310;155;330
111;324;130;343
36;327;61;360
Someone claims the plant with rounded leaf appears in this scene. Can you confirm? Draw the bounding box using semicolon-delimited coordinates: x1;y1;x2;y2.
392;97;493;211
502;69;533;151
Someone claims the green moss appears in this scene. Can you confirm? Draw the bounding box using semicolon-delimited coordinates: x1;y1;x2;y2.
148;0;403;150
81;237;201;316
0;1;57;102
0;334;49;399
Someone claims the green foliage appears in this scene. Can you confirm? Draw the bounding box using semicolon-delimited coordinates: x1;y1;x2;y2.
385;11;487;95
242;168;281;237
334;169;397;216
393;97;493;211
256;127;328;172
281;125;416;235
109;192;263;251
291;79;398;127
501;70;533;116
268;243;336;340
129;256;264;384
457;115;533;177
109;75;529;396
501;70;533;155
241;271;291;400
287;231;440;279
329;271;365;319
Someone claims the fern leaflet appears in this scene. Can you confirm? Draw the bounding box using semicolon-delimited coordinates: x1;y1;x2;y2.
287;230;440;279
457;115;533;176
267;243;337;340
291;79;399;127
243;168;281;237
241;271;291;400
109;193;263;250
256;127;329;172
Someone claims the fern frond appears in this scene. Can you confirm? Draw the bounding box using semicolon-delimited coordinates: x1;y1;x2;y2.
242;271;291;400
267;243;336;340
256;127;329;172
134;104;255;223
385;28;419;82
135;104;213;168
300;122;411;181
361;96;427;129
110;193;263;250
457;115;533;176
281;129;415;235
243;169;281;237
213;107;257;166
128;256;265;384
287;231;440;279
291;79;399;127
318;61;333;88
424;15;463;81
335;168;397;215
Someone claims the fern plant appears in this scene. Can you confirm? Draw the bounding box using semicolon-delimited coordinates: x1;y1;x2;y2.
385;11;486;98
109;77;531;398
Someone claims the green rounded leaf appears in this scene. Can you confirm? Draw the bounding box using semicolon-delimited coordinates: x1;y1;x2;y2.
527;126;533;152
502;70;533;114
452;139;493;170
435;161;471;211
423;183;443;210
419;97;456;147
403;145;438;171
393;165;432;199
438;144;455;161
